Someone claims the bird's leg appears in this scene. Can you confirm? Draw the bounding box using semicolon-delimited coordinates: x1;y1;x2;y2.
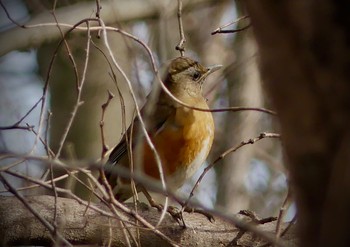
174;196;214;222
140;186;184;224
181;206;215;222
140;186;162;211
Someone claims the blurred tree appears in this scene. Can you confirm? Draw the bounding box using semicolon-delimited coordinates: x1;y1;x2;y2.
244;1;350;246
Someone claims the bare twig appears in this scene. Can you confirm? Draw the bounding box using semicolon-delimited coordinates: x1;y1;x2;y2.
211;24;251;35
0;125;34;131
44;112;53;157
100;90;115;159
281;215;297;237
30;11;82;157
0;158;26;173
27;18;99;162
209;106;276;115
0;171;78;193
175;0;186;56
50;158;59;239
183;132;281;210
3;169;118;219
0;97;42;130
95;0;102;18
0;0;25;28
53;18;89;158
276;188;292;239
212;15;251;35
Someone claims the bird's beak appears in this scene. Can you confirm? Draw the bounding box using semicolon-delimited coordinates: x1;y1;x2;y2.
200;64;222;84
207;64;222;75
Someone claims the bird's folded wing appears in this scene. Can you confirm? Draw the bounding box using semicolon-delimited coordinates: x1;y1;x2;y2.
108;102;176;165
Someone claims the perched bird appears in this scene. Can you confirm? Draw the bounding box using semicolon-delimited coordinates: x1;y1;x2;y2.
103;56;221;206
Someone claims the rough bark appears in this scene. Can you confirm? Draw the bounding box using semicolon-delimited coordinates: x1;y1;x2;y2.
0;195;297;246
244;1;350;247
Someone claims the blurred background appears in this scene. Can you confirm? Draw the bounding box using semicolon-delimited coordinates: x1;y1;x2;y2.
0;0;293;220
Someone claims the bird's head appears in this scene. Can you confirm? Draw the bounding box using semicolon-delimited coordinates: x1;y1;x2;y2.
163;56;221;100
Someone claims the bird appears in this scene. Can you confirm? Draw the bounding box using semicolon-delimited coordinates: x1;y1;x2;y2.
103;56;221;209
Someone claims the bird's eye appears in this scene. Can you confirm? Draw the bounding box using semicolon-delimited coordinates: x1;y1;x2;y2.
193;71;201;81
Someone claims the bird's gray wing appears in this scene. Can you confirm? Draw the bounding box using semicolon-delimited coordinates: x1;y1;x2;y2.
108;100;176;165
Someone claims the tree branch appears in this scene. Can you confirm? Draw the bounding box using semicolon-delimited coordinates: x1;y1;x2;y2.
0;195;297;246
0;0;227;56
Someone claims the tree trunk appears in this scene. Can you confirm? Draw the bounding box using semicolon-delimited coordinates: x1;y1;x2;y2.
244;1;350;246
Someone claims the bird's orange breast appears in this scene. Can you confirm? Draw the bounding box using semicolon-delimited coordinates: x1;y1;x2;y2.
140;105;214;184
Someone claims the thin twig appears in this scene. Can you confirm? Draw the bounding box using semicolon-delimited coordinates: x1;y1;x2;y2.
100;90;115;159
0;0;25;28
211;24;251;35
29;18;99;161
281;215;297;237
209;106;276;115
27;123;56;158
50;158;59;238
0;97;42;130
183;132;281;210
276;188;292;239
95;0;102;18
45;111;52;157
52;12;79;92
211;15;251;35
0;125;34;130
0;171;78;193
30;12;81;157
53;18;90;158
175;0;186;56
3;169;120;220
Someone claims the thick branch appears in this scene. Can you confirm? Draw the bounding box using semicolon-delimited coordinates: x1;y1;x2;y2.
0;195;297;246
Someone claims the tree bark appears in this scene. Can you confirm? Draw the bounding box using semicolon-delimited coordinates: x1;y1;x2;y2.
0;195;297;246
